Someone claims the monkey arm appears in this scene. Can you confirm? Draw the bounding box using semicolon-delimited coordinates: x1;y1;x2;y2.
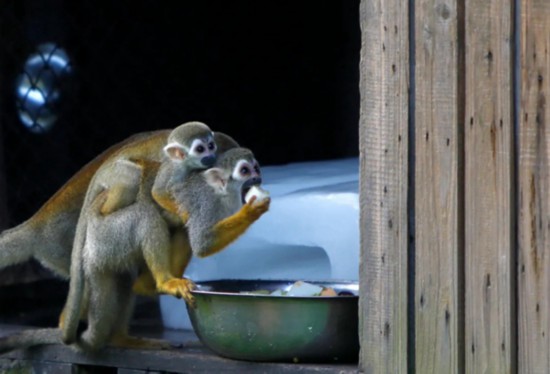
132;228;192;296
131;273;157;297
152;191;189;222
167;228;193;277
151;159;191;223
139;224;195;305
192;197;270;258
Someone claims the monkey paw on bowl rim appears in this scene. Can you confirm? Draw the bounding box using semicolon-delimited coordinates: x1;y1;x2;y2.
158;277;197;307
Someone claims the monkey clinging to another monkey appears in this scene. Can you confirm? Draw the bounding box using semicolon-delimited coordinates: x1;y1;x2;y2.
0;121;270;354
0;121;238;280
62;145;269;352
61;121;224;351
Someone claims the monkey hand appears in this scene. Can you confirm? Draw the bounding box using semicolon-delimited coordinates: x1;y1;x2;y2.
192;195;271;258
157;277;196;308
242;196;271;222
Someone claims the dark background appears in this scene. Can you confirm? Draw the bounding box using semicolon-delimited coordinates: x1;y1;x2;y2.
0;0;359;328
0;0;360;226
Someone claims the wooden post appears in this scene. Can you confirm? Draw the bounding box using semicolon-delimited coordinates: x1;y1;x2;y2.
464;0;515;372
518;0;550;371
358;0;409;372
414;0;464;372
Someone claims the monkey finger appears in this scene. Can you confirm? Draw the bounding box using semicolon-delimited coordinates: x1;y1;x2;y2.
250;198;271;216
252;196;270;207
246;195;257;205
178;288;196;308
185;294;197;309
170;278;195;306
261;197;271;208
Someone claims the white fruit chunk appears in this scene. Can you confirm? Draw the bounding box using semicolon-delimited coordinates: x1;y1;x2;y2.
245;185;270;203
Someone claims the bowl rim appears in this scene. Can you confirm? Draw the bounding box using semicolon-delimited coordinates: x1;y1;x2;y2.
189;279;359;299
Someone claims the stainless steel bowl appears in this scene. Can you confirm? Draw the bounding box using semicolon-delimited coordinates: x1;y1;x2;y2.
186;279;359;363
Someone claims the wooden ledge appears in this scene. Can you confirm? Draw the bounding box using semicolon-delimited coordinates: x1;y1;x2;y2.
0;325;357;373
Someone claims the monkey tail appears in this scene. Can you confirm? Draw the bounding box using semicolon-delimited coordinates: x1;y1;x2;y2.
0;222;36;270
61;213;90;345
0;328;61;354
61;250;85;345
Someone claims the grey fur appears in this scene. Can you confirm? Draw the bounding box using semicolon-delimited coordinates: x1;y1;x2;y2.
0;130;163;279
0;127;237;281
175;148;261;257
151;130;238;211
0;219;71;278
62;159;169;350
62;122;221;351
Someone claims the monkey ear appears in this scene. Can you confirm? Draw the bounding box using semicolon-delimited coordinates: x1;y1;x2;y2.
163;142;186;162
203;168;229;193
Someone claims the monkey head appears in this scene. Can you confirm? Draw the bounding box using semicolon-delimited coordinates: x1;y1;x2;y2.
163;121;217;168
202;147;262;203
213;132;239;154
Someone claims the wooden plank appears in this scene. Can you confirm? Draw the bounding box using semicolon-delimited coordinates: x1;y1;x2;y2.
518;0;550;372
464;0;515;373
0;358;73;373
414;0;464;372
1;346;356;374
0;325;356;374
358;0;409;372
118;369;162;374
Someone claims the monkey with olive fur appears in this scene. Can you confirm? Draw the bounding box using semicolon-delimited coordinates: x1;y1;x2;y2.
61;147;269;352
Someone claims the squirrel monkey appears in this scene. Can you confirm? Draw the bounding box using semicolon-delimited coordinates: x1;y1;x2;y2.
102;122;218;216
178;147;269;257
130;130;240;297
0;130;169;278
60;122;221;351
135;147;270;302
0;131;169;354
0;122;237;280
0;124;243;353
61;147;269;352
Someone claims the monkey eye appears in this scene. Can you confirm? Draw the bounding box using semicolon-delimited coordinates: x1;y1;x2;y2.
240;166;250;175
254;164;260;174
208;142;215;150
195;145;205;154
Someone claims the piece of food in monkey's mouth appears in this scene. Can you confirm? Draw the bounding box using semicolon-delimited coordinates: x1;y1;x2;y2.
244;185;270;204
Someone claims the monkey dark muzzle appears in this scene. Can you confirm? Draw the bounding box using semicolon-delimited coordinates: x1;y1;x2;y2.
201;155;216;167
241;177;262;203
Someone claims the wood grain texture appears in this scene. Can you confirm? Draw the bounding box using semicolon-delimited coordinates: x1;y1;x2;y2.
518;0;550;372
414;0;464;372
464;0;515;373
359;0;409;372
0;325;357;373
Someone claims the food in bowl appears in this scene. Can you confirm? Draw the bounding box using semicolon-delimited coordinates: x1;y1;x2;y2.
240;280;340;297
